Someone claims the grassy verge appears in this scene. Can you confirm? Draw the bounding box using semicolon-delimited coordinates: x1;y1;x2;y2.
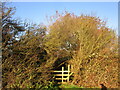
58;83;100;89
59;83;84;88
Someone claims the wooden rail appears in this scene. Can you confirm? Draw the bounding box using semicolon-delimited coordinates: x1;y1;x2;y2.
50;70;70;72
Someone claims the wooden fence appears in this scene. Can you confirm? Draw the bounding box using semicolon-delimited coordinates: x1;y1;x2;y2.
51;65;73;84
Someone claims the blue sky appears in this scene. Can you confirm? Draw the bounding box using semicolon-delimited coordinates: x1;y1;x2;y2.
11;2;118;34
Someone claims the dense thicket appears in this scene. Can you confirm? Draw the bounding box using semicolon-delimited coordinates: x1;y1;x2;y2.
46;12;118;88
2;4;118;88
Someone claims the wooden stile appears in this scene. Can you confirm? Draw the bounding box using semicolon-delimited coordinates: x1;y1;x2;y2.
51;65;73;84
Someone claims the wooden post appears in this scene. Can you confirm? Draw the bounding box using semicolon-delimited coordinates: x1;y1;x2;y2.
67;65;70;82
62;66;64;83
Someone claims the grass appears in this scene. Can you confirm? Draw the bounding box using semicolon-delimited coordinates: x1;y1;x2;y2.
58;83;100;89
59;83;84;88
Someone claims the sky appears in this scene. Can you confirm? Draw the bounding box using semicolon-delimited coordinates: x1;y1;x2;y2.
11;2;118;34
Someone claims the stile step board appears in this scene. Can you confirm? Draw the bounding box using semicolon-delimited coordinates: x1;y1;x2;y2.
58;82;66;84
50;70;70;72
55;78;68;80
54;74;69;76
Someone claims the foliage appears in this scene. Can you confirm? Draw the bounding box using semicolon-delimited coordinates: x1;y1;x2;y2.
2;25;54;88
46;12;118;88
2;3;52;88
1;2;26;64
2;7;118;89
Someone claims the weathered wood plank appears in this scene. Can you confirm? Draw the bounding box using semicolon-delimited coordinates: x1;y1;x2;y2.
55;78;67;80
58;82;66;84
50;70;70;72
54;74;68;76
